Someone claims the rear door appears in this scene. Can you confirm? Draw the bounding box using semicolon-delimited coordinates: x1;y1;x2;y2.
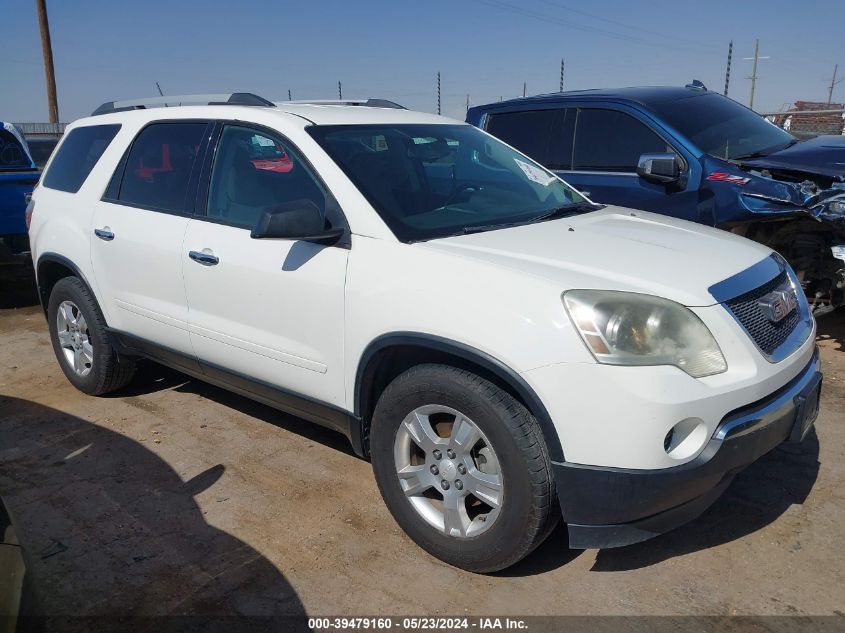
182;123;349;414
90;121;211;361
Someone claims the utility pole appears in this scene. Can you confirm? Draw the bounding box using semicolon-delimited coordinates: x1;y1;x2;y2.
437;72;441;115
744;38;769;110
35;0;59;123
522;82;526;98
338;81;342;100
559;58;565;92
724;40;732;96
828;64;842;105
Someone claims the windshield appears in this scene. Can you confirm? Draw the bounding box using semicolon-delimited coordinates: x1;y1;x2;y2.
308;124;587;241
648;92;794;161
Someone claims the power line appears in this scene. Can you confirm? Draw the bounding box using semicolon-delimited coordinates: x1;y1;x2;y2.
534;0;715;52
471;0;718;54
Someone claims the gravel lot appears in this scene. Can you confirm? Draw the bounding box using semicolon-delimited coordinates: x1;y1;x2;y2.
0;277;843;620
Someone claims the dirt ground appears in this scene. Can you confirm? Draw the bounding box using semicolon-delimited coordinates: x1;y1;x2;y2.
0;276;843;620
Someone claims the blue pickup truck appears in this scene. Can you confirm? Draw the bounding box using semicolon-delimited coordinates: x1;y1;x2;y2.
467;83;845;314
0;122;39;276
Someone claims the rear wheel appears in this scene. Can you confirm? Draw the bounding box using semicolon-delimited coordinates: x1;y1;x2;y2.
370;364;559;572
47;277;135;395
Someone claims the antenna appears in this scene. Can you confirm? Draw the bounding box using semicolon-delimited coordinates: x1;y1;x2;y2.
724;41;732;96
560;58;565;92
155;82;164;97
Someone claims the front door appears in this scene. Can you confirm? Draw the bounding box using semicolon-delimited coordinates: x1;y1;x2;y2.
182;124;349;411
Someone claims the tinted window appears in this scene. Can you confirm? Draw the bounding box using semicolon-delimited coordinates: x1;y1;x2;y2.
206;125;326;228
117;122;206;213
648;92;794;160
42;124;120;192
0;130;31;169
26;138;59;168
309;124;586;242
485;110;557;167
573;109;668;172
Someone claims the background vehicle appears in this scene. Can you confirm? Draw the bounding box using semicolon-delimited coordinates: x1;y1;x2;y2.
0;123;39;277
28;94;819;572
467;84;845;315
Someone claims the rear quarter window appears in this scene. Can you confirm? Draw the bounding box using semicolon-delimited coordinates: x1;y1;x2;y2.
42;124;121;193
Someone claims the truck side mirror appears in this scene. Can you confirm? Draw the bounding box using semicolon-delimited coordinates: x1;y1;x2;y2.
637;153;682;184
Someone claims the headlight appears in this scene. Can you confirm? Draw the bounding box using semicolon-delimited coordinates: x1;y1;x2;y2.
563;290;727;378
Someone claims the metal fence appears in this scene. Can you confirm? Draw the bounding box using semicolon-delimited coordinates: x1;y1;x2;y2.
11;122;67;136
761;109;845;138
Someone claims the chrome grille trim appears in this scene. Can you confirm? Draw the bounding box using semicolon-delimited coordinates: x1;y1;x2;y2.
712;255;814;363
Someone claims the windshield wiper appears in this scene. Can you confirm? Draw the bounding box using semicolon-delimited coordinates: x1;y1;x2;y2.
734;138;799;161
526;201;604;224
460;202;603;235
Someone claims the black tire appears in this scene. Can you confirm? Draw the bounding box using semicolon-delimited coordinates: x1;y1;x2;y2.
47;276;135;395
370;364;559;572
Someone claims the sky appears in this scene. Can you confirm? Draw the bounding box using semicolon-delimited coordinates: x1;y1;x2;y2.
2;0;843;123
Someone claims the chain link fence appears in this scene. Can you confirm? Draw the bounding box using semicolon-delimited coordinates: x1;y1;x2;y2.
762;108;845;139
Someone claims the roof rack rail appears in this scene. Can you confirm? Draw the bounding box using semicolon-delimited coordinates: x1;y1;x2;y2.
285;98;406;110
91;92;275;116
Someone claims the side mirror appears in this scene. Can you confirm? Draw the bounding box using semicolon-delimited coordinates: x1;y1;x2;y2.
250;199;344;245
637;153;681;184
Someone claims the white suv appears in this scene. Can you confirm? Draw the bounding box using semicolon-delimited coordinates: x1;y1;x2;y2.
28;93;821;572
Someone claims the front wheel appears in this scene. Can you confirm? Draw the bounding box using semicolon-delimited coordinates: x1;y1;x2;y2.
370;364;559;572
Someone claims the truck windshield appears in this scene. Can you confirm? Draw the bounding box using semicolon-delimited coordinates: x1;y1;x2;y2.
308;123;587;242
649;92;795;161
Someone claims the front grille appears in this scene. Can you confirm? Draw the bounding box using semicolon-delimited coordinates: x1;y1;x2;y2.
724;270;801;356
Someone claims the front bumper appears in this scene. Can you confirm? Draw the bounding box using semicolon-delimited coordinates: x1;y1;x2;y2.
556;347;822;549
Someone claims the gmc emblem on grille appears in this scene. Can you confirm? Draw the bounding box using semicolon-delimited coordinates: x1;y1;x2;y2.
757;286;799;323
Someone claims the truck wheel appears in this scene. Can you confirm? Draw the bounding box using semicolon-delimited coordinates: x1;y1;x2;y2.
370;364;559;572
47;277;135;395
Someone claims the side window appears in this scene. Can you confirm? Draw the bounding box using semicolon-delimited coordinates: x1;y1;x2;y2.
485;110;558;166
116;122;207;213
572;109;669;172
42;124;121;193
206;125;326;229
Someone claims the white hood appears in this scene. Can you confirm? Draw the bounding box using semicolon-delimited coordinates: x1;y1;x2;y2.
421;208;774;307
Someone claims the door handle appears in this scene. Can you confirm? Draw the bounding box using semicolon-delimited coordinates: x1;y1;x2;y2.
94;228;114;241
188;250;219;266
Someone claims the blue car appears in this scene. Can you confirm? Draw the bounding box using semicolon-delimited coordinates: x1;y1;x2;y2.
467;83;845;314
0;122;39;274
